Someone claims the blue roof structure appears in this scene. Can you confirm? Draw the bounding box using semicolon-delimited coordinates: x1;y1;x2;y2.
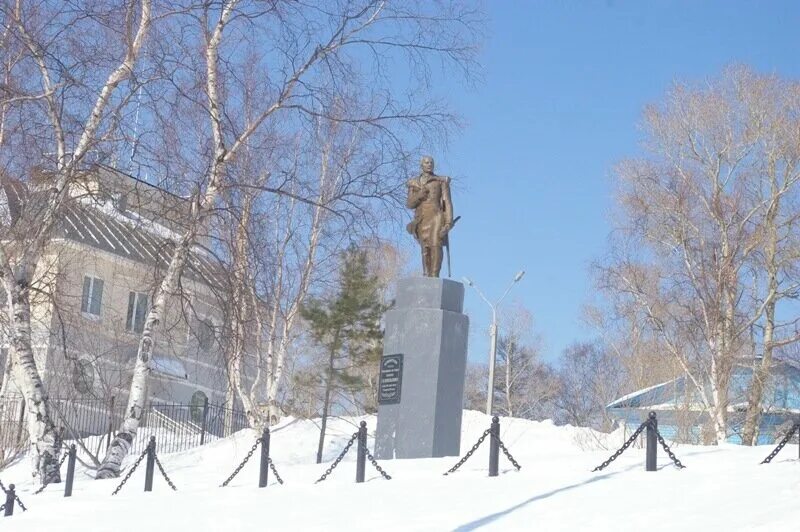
607;359;800;444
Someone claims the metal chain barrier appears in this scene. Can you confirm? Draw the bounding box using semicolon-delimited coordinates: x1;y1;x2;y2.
111;446;150;496
267;457;284;485
0;479;27;512
443;429;492;475
315;432;359;484
154;454;178;491
653;426;686;469
495;434;522;471
761;423;799;464
592;421;649;472
220;437;262;487
364;449;392;480
33;452;70;495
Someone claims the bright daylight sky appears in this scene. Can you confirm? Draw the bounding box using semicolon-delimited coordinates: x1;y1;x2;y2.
412;1;800;365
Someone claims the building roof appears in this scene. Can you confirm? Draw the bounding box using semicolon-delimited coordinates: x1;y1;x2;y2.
607;358;800;413
0;169;228;291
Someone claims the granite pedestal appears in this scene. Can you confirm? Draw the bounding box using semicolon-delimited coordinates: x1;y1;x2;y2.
374;277;469;459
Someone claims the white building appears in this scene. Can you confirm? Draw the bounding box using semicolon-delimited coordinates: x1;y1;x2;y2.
1;166;233;440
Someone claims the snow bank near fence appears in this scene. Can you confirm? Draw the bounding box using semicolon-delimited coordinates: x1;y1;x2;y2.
1;410;798;531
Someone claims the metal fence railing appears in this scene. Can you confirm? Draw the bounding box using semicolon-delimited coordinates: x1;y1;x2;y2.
0;397;249;457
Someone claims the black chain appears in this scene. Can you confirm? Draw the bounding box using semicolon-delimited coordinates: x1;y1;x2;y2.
33;452;70;495
110;446;150;496
592;421;649;472
495;434;522;471
364;449;392;480
315;432;359;484
761;423;799;464
267;457;284;485
653;426;686;469
220;438;262;487
14;491;26;512
443;429;492;475
154;454;178;491
0;479;27;512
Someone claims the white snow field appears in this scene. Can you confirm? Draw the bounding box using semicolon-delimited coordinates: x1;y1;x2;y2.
2;410;798;531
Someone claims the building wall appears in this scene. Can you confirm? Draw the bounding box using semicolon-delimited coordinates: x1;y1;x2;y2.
40;238;227;408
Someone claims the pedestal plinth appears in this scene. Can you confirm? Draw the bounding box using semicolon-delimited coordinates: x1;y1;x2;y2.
374;277;469;459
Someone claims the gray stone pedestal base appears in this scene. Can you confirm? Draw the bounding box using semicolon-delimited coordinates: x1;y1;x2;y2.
374;277;469;459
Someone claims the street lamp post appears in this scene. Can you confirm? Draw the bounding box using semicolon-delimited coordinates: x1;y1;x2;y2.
462;271;525;416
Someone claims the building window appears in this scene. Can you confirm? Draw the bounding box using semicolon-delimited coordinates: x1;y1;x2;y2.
126;291;149;334
72;360;94;395
197;319;216;350
81;276;104;317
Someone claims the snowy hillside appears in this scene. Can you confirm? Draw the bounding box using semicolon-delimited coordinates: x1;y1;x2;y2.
2;410;798;531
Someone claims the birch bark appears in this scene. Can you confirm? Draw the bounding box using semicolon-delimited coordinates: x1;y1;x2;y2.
1;0;151;482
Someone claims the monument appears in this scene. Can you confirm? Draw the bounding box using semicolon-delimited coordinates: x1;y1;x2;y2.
374;156;469;459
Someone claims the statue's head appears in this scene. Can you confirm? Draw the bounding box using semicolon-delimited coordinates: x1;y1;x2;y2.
420;156;434;174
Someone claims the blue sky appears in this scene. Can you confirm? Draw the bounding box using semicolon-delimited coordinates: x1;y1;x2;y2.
425;1;800;364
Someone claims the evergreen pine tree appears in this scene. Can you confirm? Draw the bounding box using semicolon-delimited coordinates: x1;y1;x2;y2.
301;246;387;463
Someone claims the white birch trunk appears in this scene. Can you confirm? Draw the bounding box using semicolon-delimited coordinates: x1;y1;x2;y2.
2;0;151;481
97;0;234;477
505;349;513;418
96;229;198;477
6;276;62;482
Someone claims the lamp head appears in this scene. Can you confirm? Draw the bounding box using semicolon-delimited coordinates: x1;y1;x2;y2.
514;270;526;283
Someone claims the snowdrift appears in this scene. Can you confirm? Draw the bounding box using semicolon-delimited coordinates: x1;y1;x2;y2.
1;410;797;531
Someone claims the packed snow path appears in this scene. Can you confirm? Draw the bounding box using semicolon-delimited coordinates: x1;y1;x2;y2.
2;411;798;531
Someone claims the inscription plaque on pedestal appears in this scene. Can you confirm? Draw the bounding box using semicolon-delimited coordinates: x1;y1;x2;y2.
378;354;403;405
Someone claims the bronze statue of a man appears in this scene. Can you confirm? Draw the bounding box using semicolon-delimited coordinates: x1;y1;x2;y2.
406;156;454;277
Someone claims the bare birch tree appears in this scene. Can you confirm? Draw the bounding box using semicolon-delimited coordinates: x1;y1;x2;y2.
98;0;482;476
493;303;559;420
0;0;152;482
596;67;800;444
736;71;800;445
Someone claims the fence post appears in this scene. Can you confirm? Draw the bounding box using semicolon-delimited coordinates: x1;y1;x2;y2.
258;428;270;488
64;444;77;498
489;416;500;477
200;397;209;446
3;484;14;517
144;436;156;492
356;421;367;483
646;411;657;472
105;396;115;451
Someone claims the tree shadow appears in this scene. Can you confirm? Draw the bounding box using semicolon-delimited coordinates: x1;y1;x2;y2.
452;461;670;531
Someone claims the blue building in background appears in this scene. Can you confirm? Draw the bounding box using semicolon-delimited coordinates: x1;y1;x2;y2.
607;358;800;445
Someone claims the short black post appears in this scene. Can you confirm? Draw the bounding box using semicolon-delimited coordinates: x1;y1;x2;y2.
64;444;77;498
645;411;657;472
3;484;15;517
258;428;270;488
200;397;209;445
489;416;500;477
356;421;367;483
144;436;156;492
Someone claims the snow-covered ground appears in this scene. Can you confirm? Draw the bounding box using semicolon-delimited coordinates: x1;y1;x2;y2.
2;410;798;531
